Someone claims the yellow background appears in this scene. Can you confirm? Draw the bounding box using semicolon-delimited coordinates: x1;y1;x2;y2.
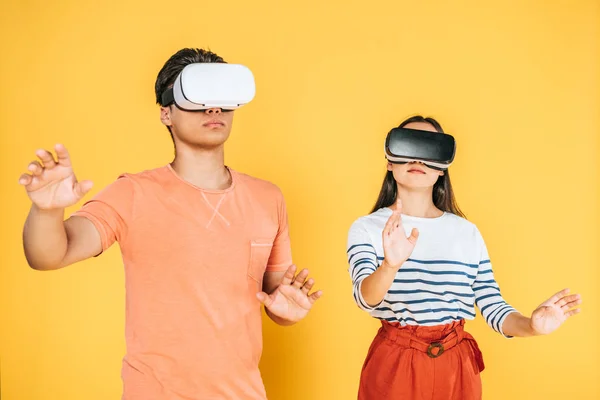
1;0;598;399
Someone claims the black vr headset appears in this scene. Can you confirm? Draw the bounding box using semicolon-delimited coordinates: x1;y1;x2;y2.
384;127;456;170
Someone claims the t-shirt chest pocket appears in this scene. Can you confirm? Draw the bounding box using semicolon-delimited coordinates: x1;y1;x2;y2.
248;238;274;288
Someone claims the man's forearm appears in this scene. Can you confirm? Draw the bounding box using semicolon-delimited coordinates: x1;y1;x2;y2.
360;260;398;307
23;205;68;270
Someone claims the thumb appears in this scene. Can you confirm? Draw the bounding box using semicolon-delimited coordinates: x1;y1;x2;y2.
74;180;93;198
256;292;274;308
407;228;419;244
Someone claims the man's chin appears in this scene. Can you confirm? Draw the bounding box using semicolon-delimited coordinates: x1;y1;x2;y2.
191;136;229;150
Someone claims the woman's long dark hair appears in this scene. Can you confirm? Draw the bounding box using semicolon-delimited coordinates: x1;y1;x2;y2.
370;115;466;218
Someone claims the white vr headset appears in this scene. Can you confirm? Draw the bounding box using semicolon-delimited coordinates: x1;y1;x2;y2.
160;63;256;111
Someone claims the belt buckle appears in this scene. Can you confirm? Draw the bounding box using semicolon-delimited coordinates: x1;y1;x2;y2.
427;342;444;358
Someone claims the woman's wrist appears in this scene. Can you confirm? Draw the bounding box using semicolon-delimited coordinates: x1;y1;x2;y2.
381;258;404;271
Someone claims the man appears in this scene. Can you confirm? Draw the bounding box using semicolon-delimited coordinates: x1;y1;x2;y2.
19;47;322;399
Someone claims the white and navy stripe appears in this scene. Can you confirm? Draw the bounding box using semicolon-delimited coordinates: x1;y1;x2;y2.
347;208;517;338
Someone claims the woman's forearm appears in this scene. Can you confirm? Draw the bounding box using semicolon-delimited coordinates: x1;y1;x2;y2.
360;260;398;307
501;312;538;337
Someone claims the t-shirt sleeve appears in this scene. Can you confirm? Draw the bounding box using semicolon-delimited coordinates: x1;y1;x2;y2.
266;189;293;272
472;227;518;338
347;219;382;312
71;175;134;253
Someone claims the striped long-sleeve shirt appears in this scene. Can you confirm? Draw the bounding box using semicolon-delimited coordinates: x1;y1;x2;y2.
347;207;518;337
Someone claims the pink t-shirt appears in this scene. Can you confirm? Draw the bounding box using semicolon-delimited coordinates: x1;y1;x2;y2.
73;165;292;399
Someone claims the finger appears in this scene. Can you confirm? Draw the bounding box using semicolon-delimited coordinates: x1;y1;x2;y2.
301;278;315;295
28;161;44;176
391;212;403;235
256;292;274;308
556;294;581;307
54;144;72;167
384;211;397;236
385;211;402;238
561;298;582;310
545;288;570;305
280;264;297;286
18;173;33;186
308;290;323;304
74;180;93;198
394;207;404;230
407;228;419;245
292;268;309;288
35;149;57;168
565;308;581;318
391;210;400;229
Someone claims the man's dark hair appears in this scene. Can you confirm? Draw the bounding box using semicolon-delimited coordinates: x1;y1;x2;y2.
155;48;226;106
154;48;226;146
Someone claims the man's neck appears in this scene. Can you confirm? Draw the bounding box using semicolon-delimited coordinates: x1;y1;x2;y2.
170;146;231;191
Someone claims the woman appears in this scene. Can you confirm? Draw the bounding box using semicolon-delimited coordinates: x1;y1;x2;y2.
346;115;582;400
